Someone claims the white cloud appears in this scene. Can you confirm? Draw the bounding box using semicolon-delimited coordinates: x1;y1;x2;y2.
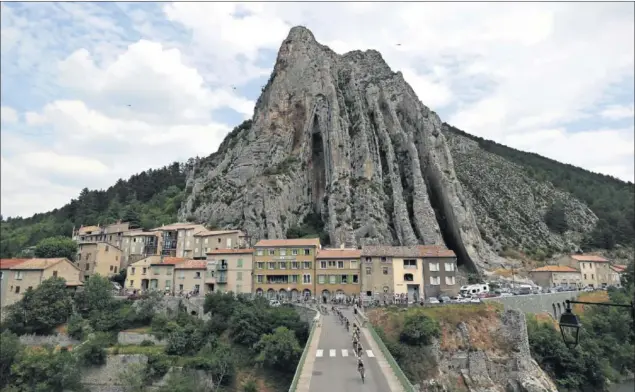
0;106;18;123
600;104;635;120
1;2;633;219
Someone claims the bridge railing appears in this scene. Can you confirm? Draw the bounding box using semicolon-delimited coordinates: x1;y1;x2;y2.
356;308;416;392
288;306;321;392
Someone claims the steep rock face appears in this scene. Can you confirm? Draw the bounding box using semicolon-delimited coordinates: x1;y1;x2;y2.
443;125;598;255
179;26;495;270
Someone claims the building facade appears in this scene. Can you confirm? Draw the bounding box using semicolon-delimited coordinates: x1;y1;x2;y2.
192;230;247;259
73;221;133;249
206;249;253;295
529;266;582;289
420;246;459;298
76;242;123;281
360;246;397;301
558;254;611;288
174;260;206;295
125;256;182;291
253;238;320;300
1;258;82;308
315;248;361;300
1;259;28;308
152;223;208;258
121;231;162;267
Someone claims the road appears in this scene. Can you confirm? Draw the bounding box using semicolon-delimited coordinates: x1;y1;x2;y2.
308;307;393;392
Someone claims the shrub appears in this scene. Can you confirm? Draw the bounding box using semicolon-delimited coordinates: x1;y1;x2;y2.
399;313;441;346
140;339;155;347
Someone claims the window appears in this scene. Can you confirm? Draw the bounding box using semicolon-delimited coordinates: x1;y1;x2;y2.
204;238;208;244
364;257;372;263
429;263;440;272
292;249;298;255
195;238;200;244
352;275;359;283
179;284;184;290
115;256;119;261
186;240;190;247
381;257;387;263
318;275;326;284
15;271;23;280
366;267;372;275
268;249;275;256
237;258;244;268
303;274;311;284
268;262;275;269
110;266;114;271
142;268;147;275
350;260;358;269
195;272;201;279
129;280;134;287
341;275;348;284
337;261;344;269
444;262;455;272
430;276;441;285
105;246;109;252
217;238;221;243
237;272;243;281
86;264;90;271
290;275;299;284
85;253;90;260
382;267;389;275
236;284;242;293
403;273;414;282
329;275;336;284
179;271;185;279
280;249;287;256
320;261;327;269
114;266;118;273
257;249;264;256
584;274;587;279
304;249;310;256
328;261;336;268
303;261;312;269
445;276;456;285
592;274;595;280
291;262;299;269
166;280;171;288
279;262;286;269
53;271;58;277
257;275;264;283
195;248;199;254
15;286;20;294
403;259;417;268
383;286;389;293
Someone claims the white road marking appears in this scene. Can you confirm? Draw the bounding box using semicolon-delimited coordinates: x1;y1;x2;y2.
366;350;375;358
341;349;348;357
329;349;336;357
316;349;324;357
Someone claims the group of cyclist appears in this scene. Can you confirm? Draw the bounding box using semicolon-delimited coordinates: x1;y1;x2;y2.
331;306;366;382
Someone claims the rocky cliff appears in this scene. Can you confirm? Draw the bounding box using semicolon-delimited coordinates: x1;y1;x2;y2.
179;26;597;271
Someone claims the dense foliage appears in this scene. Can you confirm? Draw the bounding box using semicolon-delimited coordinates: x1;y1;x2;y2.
1;162;188;258
33;236;78;261
445;124;635;250
0;276;309;392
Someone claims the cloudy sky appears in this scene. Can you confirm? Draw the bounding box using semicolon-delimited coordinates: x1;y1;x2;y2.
1;2;634;219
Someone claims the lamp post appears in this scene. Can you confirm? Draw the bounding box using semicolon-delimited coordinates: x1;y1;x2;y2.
559;299;635;348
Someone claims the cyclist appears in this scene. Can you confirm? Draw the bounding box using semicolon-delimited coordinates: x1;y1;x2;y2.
357;343;363;358
357;356;365;382
346;319;350;331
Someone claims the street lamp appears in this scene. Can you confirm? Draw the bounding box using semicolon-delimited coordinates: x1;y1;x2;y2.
559;299;635;348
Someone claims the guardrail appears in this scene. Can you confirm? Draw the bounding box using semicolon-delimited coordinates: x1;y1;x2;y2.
360;309;416;392
288;307;320;392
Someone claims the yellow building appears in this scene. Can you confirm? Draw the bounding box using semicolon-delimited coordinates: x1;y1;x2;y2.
315;248;361;300
253;238;320;300
1;258;82;308
558;254;610;288
206;249;254;295
529;266;582;289
125;256;184;292
174;260;207;295
77;242;123;281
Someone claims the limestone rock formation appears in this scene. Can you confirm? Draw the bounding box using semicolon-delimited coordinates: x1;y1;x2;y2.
178;26;596;271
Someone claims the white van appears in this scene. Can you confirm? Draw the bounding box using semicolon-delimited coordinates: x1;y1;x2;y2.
459;284;490;297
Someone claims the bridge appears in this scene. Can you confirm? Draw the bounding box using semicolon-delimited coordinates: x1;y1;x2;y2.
289;305;413;392
483;291;580;319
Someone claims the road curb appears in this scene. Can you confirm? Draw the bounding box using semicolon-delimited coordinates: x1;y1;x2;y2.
294;312;322;392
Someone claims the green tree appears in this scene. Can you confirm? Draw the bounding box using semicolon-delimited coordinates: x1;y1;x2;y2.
9;346;82;392
399;313;441;346
0;331;22;388
255;326;302;372
75;333;110;366
545;202;568;234
4;277;74;335
33;236;78;261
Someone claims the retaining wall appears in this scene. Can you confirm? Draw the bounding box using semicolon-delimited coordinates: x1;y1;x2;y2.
117;332;166;346
81;354;148;392
18;333;79;347
483;291;580;316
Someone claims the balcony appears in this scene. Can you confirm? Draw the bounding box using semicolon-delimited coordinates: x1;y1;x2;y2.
217;275;227;283
217;264;228;271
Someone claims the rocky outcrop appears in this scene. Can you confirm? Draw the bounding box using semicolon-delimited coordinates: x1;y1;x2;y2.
178;26;595;271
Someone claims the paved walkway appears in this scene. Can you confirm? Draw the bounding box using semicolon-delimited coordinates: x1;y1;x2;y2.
306;307;402;392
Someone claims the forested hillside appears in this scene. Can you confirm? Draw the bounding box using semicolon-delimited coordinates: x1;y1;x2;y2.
0;162;189;258
443;124;635;251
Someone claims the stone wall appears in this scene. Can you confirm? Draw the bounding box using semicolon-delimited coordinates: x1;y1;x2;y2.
18;333;79;347
483;291;579;317
117;332;166;346
82;354;148;392
292;303;318;323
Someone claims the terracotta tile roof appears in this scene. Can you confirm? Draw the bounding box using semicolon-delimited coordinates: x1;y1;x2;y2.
174;260;207;269
207;248;254;255
0;258;29;269
611;264;627;273
255;238;321;247
78;225;101;234
10;258;67;270
123;230;160;237
531;266;579;273
151;257;187;266
194;229;242;237
317;248;361;259
361;245;455;258
152;223;206;231
571;254;609;263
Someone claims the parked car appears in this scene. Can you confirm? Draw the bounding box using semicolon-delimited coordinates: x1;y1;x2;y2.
500;292;513;297
426;297;440;305
439;295;452;303
269;300;281;307
469;297;481;303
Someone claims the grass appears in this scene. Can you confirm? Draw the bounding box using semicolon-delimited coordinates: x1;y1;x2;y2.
107;344;164;355
121;326;152;333
573;291;610;314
